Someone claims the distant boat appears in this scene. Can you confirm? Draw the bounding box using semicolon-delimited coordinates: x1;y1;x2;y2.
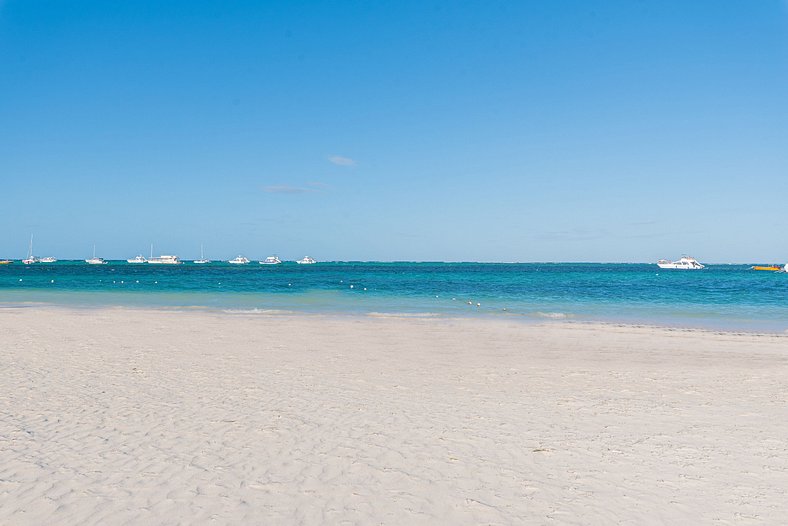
194;244;211;264
85;245;107;265
296;256;317;265
22;235;39;265
127;255;147;264
751;265;782;272
148;255;182;265
0;259;12;265
228;255;250;265
259;255;282;265
657;256;704;270
40;256;57;263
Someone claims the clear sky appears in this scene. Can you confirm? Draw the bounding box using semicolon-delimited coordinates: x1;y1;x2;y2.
1;1;786;262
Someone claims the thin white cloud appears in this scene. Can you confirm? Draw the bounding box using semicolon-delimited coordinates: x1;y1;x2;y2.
328;155;356;166
263;185;316;194
262;182;328;194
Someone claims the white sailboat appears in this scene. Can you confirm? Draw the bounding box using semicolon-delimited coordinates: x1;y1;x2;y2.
194;244;211;264
22;235;39;265
85;245;107;265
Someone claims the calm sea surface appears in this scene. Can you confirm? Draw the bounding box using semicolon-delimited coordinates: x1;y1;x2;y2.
1;262;786;331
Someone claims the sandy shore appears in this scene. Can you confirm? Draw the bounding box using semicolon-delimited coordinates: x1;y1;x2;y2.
1;307;787;525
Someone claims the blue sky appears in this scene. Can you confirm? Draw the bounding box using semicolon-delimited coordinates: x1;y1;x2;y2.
1;0;786;262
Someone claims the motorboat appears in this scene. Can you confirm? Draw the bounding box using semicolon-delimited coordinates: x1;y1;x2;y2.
127;255;147;264
228;255;250;265
259;256;282;265
148;255;181;265
40;257;57;263
656;256;704;270
0;260;12;265
751;265;782;272
296;256;317;265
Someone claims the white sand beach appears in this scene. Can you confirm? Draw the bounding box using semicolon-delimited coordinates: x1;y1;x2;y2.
1;307;787;525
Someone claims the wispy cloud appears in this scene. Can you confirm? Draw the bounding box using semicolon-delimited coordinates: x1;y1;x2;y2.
263;185;316;194
262;182;328;194
328;155;356;166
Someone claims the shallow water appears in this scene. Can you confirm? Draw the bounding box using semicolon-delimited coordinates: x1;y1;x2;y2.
1;261;786;331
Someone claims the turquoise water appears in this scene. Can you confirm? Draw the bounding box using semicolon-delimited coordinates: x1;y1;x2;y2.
1;261;787;331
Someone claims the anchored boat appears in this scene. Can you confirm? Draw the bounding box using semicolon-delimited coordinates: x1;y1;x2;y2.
657;256;705;270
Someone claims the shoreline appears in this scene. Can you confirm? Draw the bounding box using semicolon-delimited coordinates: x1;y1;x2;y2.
3;301;788;336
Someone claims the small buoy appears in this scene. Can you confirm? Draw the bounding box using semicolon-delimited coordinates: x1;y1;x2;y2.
467;301;472;305
113;281;116;284
288;283;292;286
154;281;158;284
452;298;456;301
350;285;354;289
120;281;124;284
476;303;481;307
135;280;139;283
50;279;54;283
18;279;22;282
340;280;343;283
363;287;367;291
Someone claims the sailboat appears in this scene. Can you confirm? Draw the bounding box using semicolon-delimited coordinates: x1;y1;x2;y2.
194;244;211;264
22;235;39;264
85;245;107;265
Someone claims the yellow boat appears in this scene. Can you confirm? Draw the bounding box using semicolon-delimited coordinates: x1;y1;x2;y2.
0;259;13;265
752;265;782;271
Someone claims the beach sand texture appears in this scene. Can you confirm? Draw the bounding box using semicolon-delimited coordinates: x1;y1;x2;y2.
2;308;788;525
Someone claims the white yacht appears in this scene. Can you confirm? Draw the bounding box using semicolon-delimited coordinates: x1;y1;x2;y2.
296;256;317;265
127;255;147;264
259;256;282;265
148;255;182;265
228;255;250;265
40;256;57;263
657;256;705;270
86;245;107;265
22;235;39;265
194;245;211;264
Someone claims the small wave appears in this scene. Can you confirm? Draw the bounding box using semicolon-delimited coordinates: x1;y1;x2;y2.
367;312;442;318
221;308;294;315
535;311;571;319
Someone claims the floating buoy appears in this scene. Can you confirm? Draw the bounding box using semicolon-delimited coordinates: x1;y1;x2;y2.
350;285;354;289
50;280;54;283
363;287;367;291
476;303;481;307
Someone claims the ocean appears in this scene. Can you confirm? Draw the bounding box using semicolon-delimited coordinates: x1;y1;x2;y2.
1;261;786;331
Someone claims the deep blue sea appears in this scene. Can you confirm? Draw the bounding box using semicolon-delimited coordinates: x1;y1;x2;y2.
1;261;787;331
